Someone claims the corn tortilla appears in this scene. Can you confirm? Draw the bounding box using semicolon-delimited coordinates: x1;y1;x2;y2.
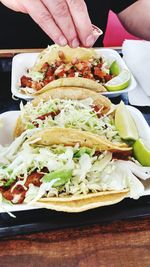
37;190;129;212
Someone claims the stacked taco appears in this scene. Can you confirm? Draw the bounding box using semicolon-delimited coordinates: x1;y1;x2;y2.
19;44;117;95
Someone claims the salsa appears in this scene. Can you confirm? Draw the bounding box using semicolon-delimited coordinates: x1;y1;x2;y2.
20;51;114;91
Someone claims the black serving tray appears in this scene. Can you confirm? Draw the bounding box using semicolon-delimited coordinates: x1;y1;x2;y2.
0;196;150;238
0;53;150;237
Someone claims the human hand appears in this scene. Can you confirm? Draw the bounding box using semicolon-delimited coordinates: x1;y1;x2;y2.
1;0;102;47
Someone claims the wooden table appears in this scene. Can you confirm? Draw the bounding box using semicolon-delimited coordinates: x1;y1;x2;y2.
0;217;150;267
0;48;150;267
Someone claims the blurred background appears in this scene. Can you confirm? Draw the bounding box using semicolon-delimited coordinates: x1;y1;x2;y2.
104;11;139;47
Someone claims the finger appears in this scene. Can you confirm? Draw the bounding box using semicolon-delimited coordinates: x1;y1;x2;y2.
1;0;26;12
22;0;67;46
66;0;94;47
42;0;80;48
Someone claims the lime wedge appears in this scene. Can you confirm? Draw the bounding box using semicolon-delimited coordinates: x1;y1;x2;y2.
105;69;131;91
133;139;150;166
115;101;139;141
110;61;120;76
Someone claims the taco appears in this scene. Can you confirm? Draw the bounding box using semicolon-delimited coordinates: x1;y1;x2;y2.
32;87;111;109
29;127;131;152
15;87;112;137
33;25;102;72
14;87;128;150
18;44;116;95
0;128;147;212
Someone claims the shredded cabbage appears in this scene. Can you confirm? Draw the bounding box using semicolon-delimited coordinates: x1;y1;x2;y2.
0;135;148;204
26;71;44;82
20;98;121;143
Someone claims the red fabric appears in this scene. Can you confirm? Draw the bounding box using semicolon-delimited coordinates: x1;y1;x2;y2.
103;11;139;47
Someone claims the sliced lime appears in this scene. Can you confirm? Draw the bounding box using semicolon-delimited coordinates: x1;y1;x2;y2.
105;69;131;91
115;101;139;141
133;139;150;166
110;61;120;76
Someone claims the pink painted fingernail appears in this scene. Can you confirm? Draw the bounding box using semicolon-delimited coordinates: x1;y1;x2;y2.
59;36;67;46
86;34;95;47
71;38;80;48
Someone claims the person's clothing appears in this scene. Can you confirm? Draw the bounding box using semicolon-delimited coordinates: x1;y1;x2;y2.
0;0;136;48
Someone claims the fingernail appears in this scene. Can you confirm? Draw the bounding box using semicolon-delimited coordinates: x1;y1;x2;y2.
92;25;103;43
92;24;103;36
59;36;67;46
86;34;95;47
93;33;100;43
71;38;79;48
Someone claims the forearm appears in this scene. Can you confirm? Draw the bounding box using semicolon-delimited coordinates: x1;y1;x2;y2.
118;0;150;40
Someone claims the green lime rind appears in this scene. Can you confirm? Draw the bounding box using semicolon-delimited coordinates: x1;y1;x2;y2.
133;139;150;166
105;69;131;92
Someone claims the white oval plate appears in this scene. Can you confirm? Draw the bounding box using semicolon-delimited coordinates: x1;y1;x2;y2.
0;106;149;213
11;48;137;100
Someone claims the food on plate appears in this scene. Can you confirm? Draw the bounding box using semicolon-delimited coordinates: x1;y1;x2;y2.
115;101;139;141
18;44;129;96
33;77;106;95
14;87;112;137
32;45;97;71
28;127;131;152
0;127;149;212
110;60;120;76
14;88;131;149
133;139;150;166
105;69;131;91
31;87;111;111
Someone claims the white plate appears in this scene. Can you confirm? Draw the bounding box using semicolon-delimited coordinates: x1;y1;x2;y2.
0;106;149;213
11;48;137;100
0;111;39;213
